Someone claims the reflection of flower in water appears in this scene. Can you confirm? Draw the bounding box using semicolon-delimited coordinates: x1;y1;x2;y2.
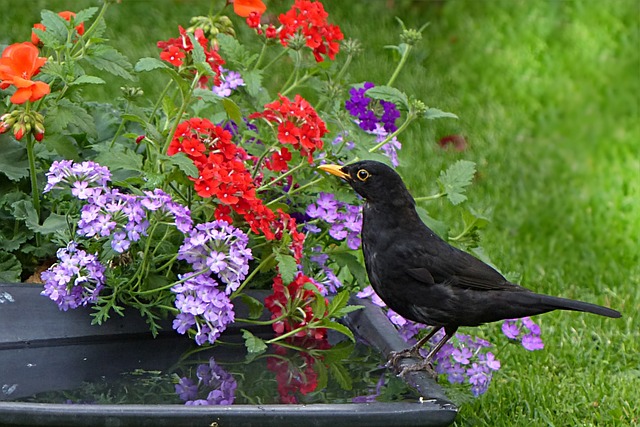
266;337;330;403
352;373;386;403
175;357;236;405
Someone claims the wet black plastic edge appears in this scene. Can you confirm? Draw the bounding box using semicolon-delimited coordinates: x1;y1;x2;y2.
0;283;458;427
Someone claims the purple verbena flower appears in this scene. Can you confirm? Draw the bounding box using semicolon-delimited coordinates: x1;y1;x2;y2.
305;193;362;249
44;160;111;195
177;357;237;405
41;242;106;311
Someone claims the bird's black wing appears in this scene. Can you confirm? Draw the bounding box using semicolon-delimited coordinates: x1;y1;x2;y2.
404;233;524;292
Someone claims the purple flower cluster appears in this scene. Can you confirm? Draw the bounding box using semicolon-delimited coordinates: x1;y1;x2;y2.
305;192;362;250
175;357;237;405
429;330;501;396
172;274;236;345
502;317;544;351
357;285;502;396
213;67;245;97
76;188;192;253
41;242;106;311
177;220;252;294
44;160;111;199
345;82;400;133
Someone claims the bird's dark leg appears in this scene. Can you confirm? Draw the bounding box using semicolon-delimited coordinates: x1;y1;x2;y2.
398;326;458;378
387;326;443;369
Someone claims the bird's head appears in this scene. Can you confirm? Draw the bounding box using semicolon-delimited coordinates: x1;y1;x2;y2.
319;160;414;206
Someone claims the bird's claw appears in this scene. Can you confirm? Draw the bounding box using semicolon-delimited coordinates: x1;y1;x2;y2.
386;348;420;368
397;359;437;379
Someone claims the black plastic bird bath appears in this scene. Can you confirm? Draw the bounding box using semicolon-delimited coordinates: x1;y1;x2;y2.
0;283;457;427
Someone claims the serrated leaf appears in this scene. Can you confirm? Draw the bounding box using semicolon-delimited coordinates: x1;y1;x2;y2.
222;98;243;123
318;341;355;363
0;136;29;181
37;213;68;235
242;329;267;354
438;160;476;205
73;7;99;25
314;359;328;391
11;200;39;232
275;252;297;284
416;206;449;240
45;99;97;139
92;146;143;173
69;75;106;86
32;27;62;49
243;69;263;98
217;33;244;64
327;290;350;317
364;85;410;111
319;320;355;342
423;107;458;120
0;251;22;282
192;88;220;104
237;294;264;320
329;361;353;390
312;293;328;318
84;45;133;80
40;10;69;44
161;152;199;178
135;57;169;72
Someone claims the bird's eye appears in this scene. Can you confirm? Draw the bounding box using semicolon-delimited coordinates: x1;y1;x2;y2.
356;169;370;182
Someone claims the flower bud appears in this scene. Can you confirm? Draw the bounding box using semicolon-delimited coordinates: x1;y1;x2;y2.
13;124;25;140
34;121;45;142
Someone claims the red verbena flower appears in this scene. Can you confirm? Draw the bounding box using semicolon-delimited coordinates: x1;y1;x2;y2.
278;0;344;62
250;94;328;164
0;42;50;104
246;11;262;29
265;273;328;340
157;26;225;87
31;11;85;46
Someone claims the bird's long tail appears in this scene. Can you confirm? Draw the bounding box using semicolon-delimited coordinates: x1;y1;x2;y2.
513;292;621;318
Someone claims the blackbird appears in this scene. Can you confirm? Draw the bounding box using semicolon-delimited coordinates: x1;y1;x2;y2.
319;160;621;375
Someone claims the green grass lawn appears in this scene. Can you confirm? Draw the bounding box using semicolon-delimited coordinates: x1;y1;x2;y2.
2;0;638;425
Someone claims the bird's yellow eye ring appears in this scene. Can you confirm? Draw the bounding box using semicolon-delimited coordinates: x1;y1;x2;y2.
356;169;370;182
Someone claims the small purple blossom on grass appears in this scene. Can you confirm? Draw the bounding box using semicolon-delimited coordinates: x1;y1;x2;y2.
502;317;544;351
41;242;106;311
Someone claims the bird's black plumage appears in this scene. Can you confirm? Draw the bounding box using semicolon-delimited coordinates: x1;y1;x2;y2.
319;160;621;374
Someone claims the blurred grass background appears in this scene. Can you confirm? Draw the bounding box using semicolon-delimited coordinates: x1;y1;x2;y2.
2;0;638;425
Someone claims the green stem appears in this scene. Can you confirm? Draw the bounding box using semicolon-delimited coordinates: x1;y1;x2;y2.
230;252;276;299
265;177;324;206
256;162;305;192
368;112;415;153
133;269;210;296
414;192;445;202
253;42;268;70
386;44;413;87
26;135;41;245
235;313;288;326
262;48;288;71
161;72;201;155
109;99;130;148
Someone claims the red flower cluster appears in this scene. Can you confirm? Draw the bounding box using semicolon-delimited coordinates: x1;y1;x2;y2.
265;273;328;340
266;337;330;403
157;26;225;87
278;0;344;62
31;11;85;46
250;94;328;164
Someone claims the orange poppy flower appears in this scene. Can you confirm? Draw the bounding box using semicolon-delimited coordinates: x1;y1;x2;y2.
0;42;50;104
233;0;267;18
31;11;85;46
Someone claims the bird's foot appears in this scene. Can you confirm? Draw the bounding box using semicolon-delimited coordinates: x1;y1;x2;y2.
386;347;421;369
397;359;437;379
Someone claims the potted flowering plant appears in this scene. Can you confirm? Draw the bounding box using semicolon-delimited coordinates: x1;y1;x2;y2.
0;0;545;404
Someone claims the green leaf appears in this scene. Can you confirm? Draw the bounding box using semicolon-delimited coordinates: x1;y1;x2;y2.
73;7;99;25
84;45;134;80
160;152;199;178
314;359;328;391
40;10;69;45
331;252;368;287
327;290;350;317
243;69;264;99
93;145;143;173
69;75;106;86
192;88;220;104
364;85;410;111
312;292;328;318
0;136;29;181
242;329;267;354
0;251;22;282
134;57;169;72
11;200;39;232
319;320;355;342
275;252;297;284
222;98;243;123
423;107;458;120
45;99;97;139
329;361;353;390
416;206;449;240
32;28;62;49
37;213;68;235
318;341;355;363
438;160;476;205
237;294;264;320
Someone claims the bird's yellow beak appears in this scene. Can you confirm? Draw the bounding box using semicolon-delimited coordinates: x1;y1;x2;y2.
318;164;350;180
